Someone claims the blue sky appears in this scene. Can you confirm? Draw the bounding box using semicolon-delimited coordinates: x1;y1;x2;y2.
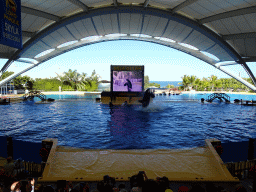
0;40;241;81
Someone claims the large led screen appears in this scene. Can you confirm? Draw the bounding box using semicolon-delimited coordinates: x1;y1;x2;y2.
111;66;144;92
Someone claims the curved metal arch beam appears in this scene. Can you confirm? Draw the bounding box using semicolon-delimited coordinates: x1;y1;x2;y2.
36;38;217;64
0;64;39;87
200;6;256;24
172;0;199;12
1;6;255;87
21;6;61;21
1;38;256;91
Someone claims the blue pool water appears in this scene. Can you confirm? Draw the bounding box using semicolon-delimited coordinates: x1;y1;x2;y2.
1;93;256;149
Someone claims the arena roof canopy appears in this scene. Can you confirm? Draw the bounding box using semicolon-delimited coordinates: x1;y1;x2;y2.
1;0;256;91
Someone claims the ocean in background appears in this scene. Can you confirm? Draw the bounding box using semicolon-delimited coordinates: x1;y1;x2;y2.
149;81;182;88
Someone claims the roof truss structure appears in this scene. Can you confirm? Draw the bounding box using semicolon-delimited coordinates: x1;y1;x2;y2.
1;0;256;91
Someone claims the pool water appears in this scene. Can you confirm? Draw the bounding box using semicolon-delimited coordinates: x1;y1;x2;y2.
0;93;256;149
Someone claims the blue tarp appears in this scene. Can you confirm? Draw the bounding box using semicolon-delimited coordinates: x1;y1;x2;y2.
221;140;256;163
0;136;42;163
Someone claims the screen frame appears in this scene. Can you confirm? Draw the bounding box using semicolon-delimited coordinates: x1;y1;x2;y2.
111;65;144;93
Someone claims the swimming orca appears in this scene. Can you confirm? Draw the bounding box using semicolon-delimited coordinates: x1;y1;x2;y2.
124;79;132;92
139;89;155;107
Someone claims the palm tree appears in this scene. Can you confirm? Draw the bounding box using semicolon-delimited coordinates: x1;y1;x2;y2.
181;75;190;91
188;75;197;90
79;72;93;91
194;78;201;91
56;69;101;91
56;69;82;91
208;75;218;91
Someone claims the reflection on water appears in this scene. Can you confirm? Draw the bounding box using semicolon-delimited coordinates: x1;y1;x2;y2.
108;105;151;149
0;94;256;149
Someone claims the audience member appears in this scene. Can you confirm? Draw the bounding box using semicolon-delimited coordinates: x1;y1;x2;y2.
178;186;189;192
70;189;79;192
130;172;146;192
0;183;4;192
235;185;247;192
189;185;205;192
10;178;35;192
103;175;116;188
205;183;218;192
42;185;55;192
104;183;114;192
156;176;169;192
10;180;31;192
34;184;44;192
14;158;25;176
3;156;16;186
94;181;104;192
79;182;89;192
118;184;127;192
10;180;21;192
142;179;158;192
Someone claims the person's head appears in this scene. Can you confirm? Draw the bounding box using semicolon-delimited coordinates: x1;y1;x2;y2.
70;189;79;192
189;185;205;192
118;184;125;189
0;183;4;192
104;183;113;192
97;181;105;192
34;184;44;192
43;185;55;192
7;156;12;163
79;182;89;192
20;180;32;192
178;186;189;192
157;176;169;191
10;181;21;192
10;180;32;192
205;183;218;192
142;179;158;192
236;185;247;192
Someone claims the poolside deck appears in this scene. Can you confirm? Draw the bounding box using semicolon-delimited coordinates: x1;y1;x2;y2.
39;139;238;183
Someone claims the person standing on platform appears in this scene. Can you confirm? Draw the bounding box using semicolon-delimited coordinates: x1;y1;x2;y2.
3;157;16;188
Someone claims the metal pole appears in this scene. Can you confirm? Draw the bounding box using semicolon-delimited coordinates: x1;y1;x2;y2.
248;138;255;160
7;137;13;158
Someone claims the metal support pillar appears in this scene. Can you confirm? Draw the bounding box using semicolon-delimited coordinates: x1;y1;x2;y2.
248;138;255;160
0;64;39;87
216;65;256;92
7;137;13;158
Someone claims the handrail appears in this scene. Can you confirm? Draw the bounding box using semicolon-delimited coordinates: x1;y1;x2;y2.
207;93;230;102
23;91;46;101
225;159;256;179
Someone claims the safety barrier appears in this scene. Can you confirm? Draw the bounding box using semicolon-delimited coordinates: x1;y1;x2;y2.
225;159;256;179
23;91;46;101
207;93;230;102
23;161;43;177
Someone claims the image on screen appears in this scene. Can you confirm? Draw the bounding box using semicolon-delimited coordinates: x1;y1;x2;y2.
112;71;143;92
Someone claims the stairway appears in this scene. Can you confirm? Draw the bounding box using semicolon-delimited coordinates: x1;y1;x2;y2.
207;93;230;103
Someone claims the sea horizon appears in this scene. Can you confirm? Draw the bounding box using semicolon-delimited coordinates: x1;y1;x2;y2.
149;81;182;88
